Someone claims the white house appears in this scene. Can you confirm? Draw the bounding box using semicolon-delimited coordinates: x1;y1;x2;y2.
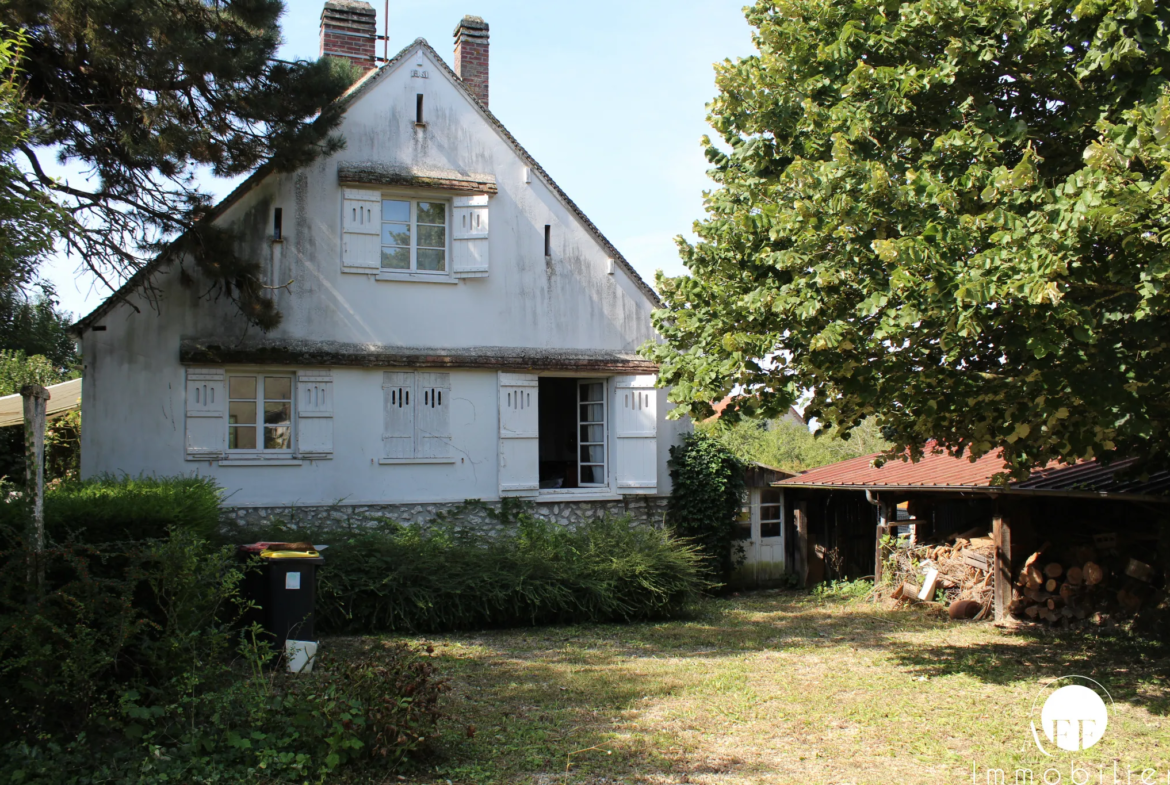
74;5;690;528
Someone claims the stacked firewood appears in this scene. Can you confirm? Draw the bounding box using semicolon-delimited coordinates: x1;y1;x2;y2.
885;536;996;616
1011;535;1165;627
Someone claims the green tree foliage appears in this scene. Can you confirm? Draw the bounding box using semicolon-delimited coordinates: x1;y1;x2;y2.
709;416;889;473
666;432;746;584
645;0;1170;479
3;1;359;328
0;28;65;295
0;287;78;368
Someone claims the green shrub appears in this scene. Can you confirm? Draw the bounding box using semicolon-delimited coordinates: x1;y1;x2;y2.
666;432;746;585
250;505;707;634
0;474;222;542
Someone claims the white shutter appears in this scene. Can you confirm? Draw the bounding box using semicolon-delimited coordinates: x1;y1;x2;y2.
296;371;333;459
382;372;415;459
614;375;658;493
498;371;538;495
185;368;225;459
452;194;489;278
342;188;380;270
416;372;452;459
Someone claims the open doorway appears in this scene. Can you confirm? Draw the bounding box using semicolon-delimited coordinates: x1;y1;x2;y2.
538;377;607;490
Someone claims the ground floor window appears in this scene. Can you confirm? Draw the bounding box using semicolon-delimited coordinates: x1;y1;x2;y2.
228;374;293;451
538;377;607;489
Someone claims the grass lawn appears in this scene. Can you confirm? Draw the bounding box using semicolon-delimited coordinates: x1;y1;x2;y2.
365;589;1169;784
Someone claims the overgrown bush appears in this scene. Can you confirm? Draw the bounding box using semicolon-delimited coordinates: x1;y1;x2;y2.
0;525;447;782
666;432;746;585
0;474;222;542
244;504;707;634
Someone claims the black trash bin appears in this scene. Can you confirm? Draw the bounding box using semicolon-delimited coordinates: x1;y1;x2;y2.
238;542;325;650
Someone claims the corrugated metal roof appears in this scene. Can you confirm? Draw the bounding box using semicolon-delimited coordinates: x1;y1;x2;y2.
776;445;1170;501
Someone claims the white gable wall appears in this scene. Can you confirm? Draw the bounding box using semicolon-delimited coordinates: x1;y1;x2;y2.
79;42;689;507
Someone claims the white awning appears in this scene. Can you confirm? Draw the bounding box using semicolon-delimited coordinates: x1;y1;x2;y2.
0;378;82;428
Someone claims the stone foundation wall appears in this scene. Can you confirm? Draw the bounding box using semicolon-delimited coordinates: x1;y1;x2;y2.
222;496;670;533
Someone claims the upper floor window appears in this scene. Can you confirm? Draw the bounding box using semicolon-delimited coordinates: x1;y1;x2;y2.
381;199;447;273
228;374;293;451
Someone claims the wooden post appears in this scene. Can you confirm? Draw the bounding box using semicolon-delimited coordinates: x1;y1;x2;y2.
22;384;50;592
993;508;1013;623
794;501;809;588
874;501;889;586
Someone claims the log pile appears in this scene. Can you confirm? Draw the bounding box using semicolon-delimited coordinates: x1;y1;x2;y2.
1010;539;1165;628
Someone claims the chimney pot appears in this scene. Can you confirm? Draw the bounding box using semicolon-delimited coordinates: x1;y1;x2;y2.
453;15;489;107
320;0;378;74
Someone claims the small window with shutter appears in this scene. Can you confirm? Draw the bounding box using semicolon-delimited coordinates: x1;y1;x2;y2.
381;371;453;463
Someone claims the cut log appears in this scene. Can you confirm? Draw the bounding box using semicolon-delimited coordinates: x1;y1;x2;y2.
1059;583;1076;601
1045;578;1058;593
1046;597;1064;611
1066;566;1083;585
1044;563;1064;579
1125;559;1155;583
1024;605;1042;619
902;581;921;600
1084;562;1105;586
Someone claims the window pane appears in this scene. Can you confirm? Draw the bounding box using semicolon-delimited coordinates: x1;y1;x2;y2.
264;401;291;425
381;224;411;246
265;377;291;401
229;426;256;450
229;401;256;425
580;445;604;463
761;521;781;538
417;225;445;248
416;202;445;225
580;424;603;443
761;488;782;505
733;522;752;540
580;465;605;485
580;383;604;402
382;200;409;222
417;248;445;271
265;425;291;450
381;247;410;269
580;403;603;424
229;376;256;400
761;505;781;522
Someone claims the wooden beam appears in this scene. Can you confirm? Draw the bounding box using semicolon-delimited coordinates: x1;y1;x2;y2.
794;501;809;588
22;384;49;594
993;510;1013;623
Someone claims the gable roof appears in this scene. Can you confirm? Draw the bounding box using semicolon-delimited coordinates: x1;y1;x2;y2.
73;37;661;333
776;445;1170;502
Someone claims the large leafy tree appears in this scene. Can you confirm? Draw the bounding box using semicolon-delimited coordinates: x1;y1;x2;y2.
646;0;1170;478
2;0;358;328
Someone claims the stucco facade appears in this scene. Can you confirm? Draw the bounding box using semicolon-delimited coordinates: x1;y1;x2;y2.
78;36;689;521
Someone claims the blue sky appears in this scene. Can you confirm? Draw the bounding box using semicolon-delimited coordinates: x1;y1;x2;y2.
42;0;757;318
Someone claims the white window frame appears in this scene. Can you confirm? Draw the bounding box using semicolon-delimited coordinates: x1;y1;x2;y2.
577;378;607;488
536;374;619;500
226;373;296;457
377;195;452;278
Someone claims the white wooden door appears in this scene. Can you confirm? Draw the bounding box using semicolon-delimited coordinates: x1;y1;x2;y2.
741;487;786;584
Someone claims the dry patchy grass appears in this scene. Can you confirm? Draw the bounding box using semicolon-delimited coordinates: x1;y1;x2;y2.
360;590;1170;784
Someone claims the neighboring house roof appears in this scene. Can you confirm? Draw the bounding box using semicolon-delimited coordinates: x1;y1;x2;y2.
0;378;82;427
706;395;805;426
775;445;1170;502
73;37;660;334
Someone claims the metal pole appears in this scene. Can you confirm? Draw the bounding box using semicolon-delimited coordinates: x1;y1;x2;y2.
21;384;49;593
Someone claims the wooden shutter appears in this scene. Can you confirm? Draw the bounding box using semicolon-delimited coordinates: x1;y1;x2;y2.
498;372;538;495
296;370;333;459
185;368;225;459
614;375;658;493
342;188;380;270
416;372;452;459
382;372;415;459
452;194;490;278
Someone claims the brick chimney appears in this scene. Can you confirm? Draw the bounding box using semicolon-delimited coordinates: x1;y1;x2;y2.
453;15;489;106
320;0;377;73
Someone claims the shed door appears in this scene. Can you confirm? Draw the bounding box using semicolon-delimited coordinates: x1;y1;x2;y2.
498;372;538;496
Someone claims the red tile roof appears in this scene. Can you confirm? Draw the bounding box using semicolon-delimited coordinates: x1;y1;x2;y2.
776;446;1170;500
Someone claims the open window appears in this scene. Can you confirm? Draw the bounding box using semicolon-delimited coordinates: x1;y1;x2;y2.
537;378;606;489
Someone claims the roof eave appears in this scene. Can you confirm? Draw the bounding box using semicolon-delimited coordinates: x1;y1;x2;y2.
772;481;1170;504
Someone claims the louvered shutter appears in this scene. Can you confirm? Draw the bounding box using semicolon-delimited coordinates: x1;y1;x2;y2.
382;372;415;459
452;194;489;278
296;371;333;458
185;368;225;459
614;375;658;493
416;372;452;459
342;188;380;270
498;372;538;495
